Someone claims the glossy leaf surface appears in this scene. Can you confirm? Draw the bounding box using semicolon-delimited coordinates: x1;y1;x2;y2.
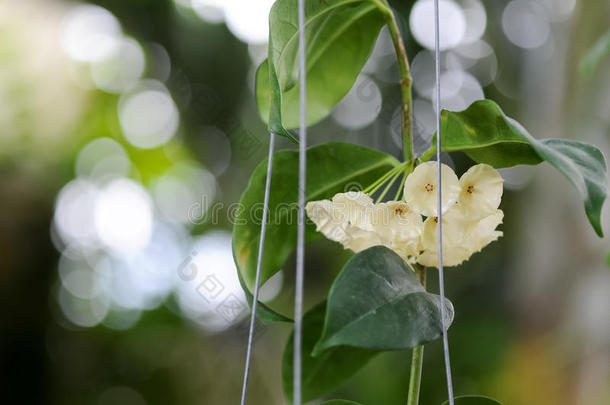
314;246;454;354
438;99;607;236
256;0;387;129
283;303;376;403
233;142;399;294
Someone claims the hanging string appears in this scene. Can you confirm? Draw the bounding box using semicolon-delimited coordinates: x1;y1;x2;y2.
239;133;276;405
293;0;307;404
433;0;455;404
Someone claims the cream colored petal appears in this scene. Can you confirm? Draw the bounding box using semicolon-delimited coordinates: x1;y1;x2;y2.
307;193;384;254
371;201;423;239
332;191;374;229
417;246;471;267
403;162;461;216
306;200;349;243
370;201;423;258
343;226;382;253
421;210;467;252
391;239;421;260
463;209;504;253
456;163;504;220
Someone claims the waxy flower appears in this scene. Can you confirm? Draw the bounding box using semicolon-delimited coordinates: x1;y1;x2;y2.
306;192;372;246
403;162;461;216
417;208;503;267
371;201;423;258
331;191;374;229
463;209;504;253
306;193;422;261
455;163;504;220
306;163;505;269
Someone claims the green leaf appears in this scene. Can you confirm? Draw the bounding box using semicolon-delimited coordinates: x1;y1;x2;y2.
320;401;364;405
580;29;610;78
283;302;377;403
256;0;387;129
437;99;608;237
255;59;299;143
233;142;399;294
441;395;503;405
233;254;293;323
314;246;454;354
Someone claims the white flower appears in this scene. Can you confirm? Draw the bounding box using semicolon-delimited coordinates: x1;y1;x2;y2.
417;209;504;268
463;209;504;253
417;247;472;267
455;164;503;220
331;191;373;229
343;226;383;253
371;201;423;258
307;162;504;269
305;200;349;243
417;210;471;267
306;193;423;261
306;192;378;253
420;210;467;250
403;162;461;216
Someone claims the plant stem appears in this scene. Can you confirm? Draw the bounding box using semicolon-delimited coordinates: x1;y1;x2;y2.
394;170;408;201
381;6;423;403
364;165;402;194
383;7;414;162
407;266;426;405
375;167;403;203
418;145;436;163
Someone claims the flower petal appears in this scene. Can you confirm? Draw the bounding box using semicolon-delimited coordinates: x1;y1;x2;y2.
463;209;504;253
371;201;423;258
420;209;467;252
306;200;349;243
403;162;461;216
417;246;471;267
332;191;374;230
456;163;504;220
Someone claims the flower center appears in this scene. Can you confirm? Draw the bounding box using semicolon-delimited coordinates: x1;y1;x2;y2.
424;183;434;192
466;185;474;194
394;207;405;216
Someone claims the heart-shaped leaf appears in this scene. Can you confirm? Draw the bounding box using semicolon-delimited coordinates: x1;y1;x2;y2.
441;395;503;405
283;302;377;403
233;142;399;296
436;99;608;237
256;0;387;129
314;246;454;354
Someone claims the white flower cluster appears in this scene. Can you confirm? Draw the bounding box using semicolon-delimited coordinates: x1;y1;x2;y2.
306;162;504;268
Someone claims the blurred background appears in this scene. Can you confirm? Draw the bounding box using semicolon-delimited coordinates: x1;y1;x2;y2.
1;0;609;404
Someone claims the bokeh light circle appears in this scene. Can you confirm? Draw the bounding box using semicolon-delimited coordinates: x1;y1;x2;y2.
223;0;275;44
94;178;153;255
502;0;551;49
75;137;131;180
54;179;100;251
60;5;122;63
118;81;179;149
332;75;382;130
410;0;466;51
90;37;146;93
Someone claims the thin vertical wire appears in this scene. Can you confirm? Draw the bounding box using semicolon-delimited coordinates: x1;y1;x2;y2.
434;1;455;404
239;133;276;405
293;0;307;404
